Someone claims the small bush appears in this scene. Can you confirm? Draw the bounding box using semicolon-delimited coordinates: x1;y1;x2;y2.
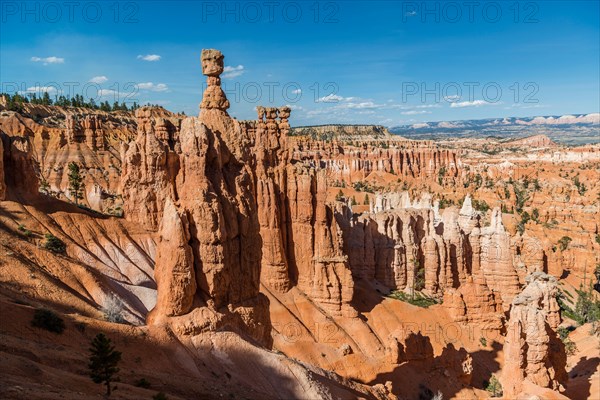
103;297;126;324
75;322;87;333
43;233;66;253
479;337;487;347
134;378;151;389
31;309;65;333
485;375;503;397
557;326;578;355
472;199;490;213
153;392;168;400
18;224;32;237
558;236;572;251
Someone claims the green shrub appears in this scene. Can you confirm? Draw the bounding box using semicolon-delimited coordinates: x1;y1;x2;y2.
558;236;572;251
472;199;490;213
31;309;65;333
18;224;32;237
485;375;503;397
43;233;66;253
557;326;578;355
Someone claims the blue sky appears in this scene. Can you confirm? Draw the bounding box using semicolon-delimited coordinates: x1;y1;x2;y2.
1;1;598;126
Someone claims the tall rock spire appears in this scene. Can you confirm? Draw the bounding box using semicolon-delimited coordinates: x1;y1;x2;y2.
200;49;230;112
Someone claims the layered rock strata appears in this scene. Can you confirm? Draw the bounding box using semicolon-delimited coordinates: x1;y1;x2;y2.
289;137;459;181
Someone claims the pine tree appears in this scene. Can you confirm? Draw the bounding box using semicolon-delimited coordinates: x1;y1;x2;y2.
67;162;84;205
42;91;52;105
88;333;122;396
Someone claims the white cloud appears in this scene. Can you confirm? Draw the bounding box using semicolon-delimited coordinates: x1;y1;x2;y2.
285;104;304;111
98;89;120;97
137;54;161;62
340;101;381;110
89;76;108;84
19;86;58;94
291;88;302;94
401;110;431;115
415;104;442;109
137;82;169;92
222;65;245;79
316;94;345;103
31;56;64;65
450;100;495;108
444;94;461;102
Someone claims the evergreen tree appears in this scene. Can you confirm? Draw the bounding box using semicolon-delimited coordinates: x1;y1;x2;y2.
88;333;122;396
67;162;84;205
42;91;52;105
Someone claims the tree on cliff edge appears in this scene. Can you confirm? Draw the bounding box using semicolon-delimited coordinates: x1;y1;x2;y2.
67;162;84;205
89;333;122;396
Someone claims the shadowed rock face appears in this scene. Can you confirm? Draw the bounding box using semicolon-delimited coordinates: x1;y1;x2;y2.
502;272;568;398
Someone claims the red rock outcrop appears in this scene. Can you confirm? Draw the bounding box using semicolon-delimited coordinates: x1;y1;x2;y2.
478;208;521;310
443;278;503;330
0;133;39;200
0;137;5;200
120;107;182;230
149;197;196;318
254;106;292;293
502;272;567;398
287;167;356;316
66;114;105;150
140;50;272;345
